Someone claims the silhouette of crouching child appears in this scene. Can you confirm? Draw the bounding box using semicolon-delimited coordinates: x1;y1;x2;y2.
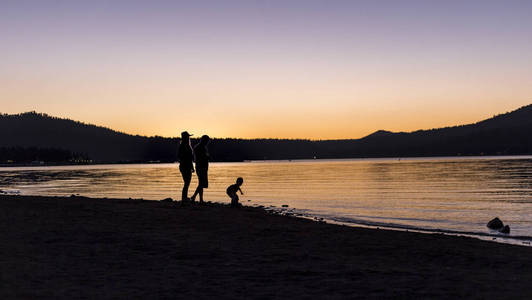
226;177;244;207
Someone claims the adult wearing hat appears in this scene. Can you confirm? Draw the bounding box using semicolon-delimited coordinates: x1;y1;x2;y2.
191;135;210;203
178;131;194;202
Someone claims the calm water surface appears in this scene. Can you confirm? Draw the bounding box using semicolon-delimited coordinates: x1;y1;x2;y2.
1;156;532;243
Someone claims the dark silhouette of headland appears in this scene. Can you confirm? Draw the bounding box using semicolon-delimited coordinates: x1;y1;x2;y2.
1;104;531;165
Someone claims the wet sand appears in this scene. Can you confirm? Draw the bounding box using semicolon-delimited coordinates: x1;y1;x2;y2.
1;195;531;299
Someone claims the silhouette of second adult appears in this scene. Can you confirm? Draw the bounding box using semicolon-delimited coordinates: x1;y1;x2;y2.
191;135;210;203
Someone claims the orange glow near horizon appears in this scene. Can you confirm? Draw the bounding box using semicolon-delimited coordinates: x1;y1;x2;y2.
2;63;531;139
3;97;528;140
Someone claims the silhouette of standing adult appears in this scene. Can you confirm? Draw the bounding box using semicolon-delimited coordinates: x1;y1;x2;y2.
178;131;194;202
191;135;210;203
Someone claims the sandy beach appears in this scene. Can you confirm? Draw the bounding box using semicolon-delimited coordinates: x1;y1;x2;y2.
1;195;531;299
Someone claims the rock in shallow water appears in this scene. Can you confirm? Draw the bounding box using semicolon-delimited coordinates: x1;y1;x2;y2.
487;217;504;230
499;225;510;234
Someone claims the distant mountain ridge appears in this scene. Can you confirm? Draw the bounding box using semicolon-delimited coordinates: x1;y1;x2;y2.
1;104;531;164
353;104;532;157
0;112;177;163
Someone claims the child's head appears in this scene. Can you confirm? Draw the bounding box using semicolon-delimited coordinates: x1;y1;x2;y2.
236;177;244;185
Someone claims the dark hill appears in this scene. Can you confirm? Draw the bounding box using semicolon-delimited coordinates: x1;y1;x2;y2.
0;112;177;163
1;104;531;164
353;104;532;157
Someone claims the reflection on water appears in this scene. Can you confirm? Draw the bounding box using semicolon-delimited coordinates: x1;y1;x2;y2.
1;156;532;241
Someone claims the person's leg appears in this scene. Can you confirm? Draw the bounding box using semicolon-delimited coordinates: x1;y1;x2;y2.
231;194;239;207
182;182;189;201
196;168;206;203
191;186;199;202
181;171;191;201
191;169;203;202
198;188;204;203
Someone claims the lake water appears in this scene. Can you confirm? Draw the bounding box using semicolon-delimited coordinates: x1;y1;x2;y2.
1;156;532;245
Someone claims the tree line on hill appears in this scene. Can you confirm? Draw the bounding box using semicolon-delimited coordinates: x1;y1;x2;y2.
0;147;89;164
1;104;531;165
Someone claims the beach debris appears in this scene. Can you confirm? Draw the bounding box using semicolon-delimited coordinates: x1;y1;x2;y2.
499;225;510;234
487;217;504;230
1;189;20;195
160;198;173;202
282;204;289;207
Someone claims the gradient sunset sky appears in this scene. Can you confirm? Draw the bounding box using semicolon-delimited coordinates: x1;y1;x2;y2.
2;0;531;139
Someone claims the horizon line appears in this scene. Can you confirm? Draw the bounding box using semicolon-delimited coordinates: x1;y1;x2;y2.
3;103;530;141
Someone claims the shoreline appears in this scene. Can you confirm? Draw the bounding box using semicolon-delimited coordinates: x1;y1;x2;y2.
2;190;531;247
267;206;532;247
4;192;530;247
2;194;532;298
300;213;532;246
